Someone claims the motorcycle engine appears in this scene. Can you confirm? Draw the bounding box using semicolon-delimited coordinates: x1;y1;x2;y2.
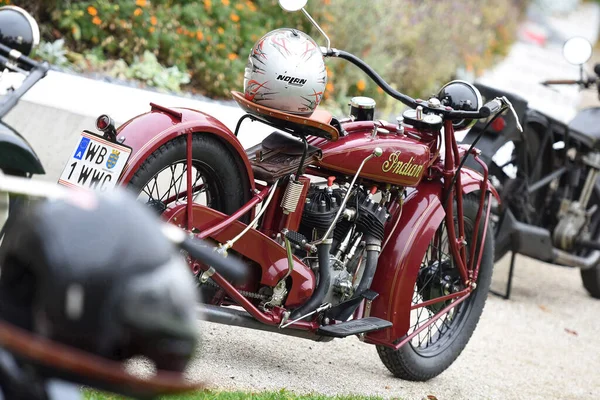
299;182;390;304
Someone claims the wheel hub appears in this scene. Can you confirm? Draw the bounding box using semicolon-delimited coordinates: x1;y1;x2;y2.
417;259;460;314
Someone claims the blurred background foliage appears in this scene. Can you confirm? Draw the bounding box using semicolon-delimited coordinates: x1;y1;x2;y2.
9;0;525;115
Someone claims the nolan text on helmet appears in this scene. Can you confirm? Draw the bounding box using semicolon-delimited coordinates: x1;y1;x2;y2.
276;74;307;87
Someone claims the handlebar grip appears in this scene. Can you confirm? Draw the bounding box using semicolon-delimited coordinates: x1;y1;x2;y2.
595;64;600;77
479;99;503;118
180;236;249;284
542;79;579;85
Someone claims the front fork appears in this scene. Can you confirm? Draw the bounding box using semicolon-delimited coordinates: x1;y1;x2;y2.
442;120;491;287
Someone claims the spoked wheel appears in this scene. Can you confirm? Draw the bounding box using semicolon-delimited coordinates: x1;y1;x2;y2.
127;134;249;227
377;195;494;381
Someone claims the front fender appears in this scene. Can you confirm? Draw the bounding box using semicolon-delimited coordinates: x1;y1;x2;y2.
0;121;44;175
116;104;254;191
461;166;500;202
366;170;497;345
366;181;445;344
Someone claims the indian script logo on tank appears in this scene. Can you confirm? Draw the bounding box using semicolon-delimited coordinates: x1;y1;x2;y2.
381;151;424;178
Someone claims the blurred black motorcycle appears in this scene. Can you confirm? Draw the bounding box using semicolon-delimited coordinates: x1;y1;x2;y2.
0;6;249;399
0;5;47;239
461;37;600;300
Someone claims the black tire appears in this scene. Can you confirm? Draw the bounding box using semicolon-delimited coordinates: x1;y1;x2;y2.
580;187;600;299
581;267;600;299
376;194;494;381
127;134;249;220
0;170;27;242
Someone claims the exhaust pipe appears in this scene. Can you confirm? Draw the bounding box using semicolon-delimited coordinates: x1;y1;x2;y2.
552;248;600;270
498;209;600;270
198;304;331;341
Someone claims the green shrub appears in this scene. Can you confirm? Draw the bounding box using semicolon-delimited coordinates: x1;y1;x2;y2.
13;0;524;114
16;0;320;97
320;0;524;116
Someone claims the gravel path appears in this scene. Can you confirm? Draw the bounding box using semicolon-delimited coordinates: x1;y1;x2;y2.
126;253;600;400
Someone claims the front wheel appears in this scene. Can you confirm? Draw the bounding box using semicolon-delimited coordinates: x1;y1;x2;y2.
376;194;494;381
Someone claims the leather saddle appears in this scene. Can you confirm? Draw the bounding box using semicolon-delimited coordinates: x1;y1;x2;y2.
231;91;340;141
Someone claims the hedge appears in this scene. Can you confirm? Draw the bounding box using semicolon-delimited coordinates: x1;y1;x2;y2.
11;0;524;114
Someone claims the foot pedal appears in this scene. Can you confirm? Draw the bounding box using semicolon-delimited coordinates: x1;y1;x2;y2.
317;317;392;338
284;230;309;248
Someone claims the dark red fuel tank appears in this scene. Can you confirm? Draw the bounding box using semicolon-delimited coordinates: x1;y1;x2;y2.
310;121;431;187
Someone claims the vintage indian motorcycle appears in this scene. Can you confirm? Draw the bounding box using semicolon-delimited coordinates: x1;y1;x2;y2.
460;37;600;300
58;0;520;380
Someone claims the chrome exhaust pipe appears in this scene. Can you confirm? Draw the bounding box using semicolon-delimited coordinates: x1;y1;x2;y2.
552;247;600;270
197;304;330;341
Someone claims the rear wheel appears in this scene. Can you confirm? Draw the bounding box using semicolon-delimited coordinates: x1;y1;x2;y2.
126;134;250;300
376;195;494;381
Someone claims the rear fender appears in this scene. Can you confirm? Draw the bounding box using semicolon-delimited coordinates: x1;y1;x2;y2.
366;171;497;345
0;121;44;175
115;104;254;191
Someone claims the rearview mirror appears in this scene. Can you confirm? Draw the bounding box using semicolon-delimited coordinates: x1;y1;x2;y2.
279;0;308;12
562;37;593;65
278;0;307;12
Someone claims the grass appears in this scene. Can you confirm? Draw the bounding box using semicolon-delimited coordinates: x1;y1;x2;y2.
84;389;386;400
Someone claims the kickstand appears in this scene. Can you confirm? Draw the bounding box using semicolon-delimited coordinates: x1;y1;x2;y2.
490;251;516;300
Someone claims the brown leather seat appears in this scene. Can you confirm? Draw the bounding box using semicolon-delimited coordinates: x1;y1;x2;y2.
231;91;339;141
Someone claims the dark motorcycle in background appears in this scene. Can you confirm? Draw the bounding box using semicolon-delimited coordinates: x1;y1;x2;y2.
461;37;600;299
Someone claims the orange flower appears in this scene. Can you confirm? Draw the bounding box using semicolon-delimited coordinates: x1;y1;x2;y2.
87;6;98;16
135;0;146;6
92;16;102;25
217;27;225;34
228;53;238;61
246;1;257;12
196;31;204;41
230;13;239;22
221;0;229;5
235;3;244;10
204;0;212;10
150;16;158;25
356;79;366;91
377;87;383;94
134;8;143;16
149;27;155;33
176;27;183;34
326;83;334;93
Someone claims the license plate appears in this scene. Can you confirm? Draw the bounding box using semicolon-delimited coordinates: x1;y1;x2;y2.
58;131;132;191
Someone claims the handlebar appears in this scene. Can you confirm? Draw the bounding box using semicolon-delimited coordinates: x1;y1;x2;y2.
0;44;50;119
328;49;501;121
0;42;41;72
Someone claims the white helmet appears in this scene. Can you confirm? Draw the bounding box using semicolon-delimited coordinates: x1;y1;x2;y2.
244;28;327;116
